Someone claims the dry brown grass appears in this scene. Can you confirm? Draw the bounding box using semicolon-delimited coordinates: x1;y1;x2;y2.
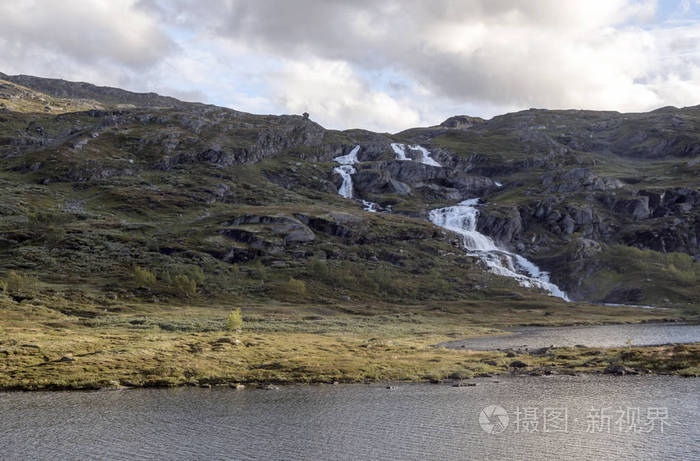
0;295;696;390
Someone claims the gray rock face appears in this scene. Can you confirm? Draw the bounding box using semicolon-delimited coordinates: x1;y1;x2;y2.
353;167;412;196
384;161;444;183
541;168;623;193
351;159;495;202
296;215;355;238
612;197;650;220
476;207;523;245
220;214;315;248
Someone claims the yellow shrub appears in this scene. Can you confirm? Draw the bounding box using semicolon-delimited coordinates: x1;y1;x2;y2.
172;274;197;299
282;277;307;296
133;266;157;288
226;308;243;331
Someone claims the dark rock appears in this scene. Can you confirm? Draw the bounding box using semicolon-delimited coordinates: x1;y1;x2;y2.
603;365;638;375
612;196;650;220
476;207;522;244
509;360;528;368
531;347;552;356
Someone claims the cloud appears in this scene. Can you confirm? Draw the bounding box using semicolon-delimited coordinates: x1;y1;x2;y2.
268;59;420;131
0;0;174;84
0;0;174;67
165;0;700;115
1;0;699;131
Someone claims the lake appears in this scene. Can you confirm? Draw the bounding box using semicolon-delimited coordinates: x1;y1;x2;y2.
1;375;698;460
439;322;700;351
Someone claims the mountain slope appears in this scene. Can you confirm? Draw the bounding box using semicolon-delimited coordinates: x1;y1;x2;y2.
0;72;186;109
0;73;698;313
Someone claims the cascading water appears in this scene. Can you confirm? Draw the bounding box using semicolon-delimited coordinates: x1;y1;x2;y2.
333;145;378;212
429;198;570;300
390;143;411;161
407;145;441;167
334;143;440;212
334;144;360;165
391;143;441;167
334;164;356;198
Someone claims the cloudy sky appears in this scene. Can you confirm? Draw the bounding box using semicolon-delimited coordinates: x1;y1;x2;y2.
1;0;699;132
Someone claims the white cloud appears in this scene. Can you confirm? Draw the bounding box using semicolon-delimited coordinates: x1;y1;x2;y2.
0;0;173;74
177;0;700;114
1;0;699;131
268;59;420;131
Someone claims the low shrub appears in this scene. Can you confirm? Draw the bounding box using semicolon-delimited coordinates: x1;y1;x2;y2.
0;271;39;296
282;278;307;296
133;266;157;288
226;308;244;331
172;274;197;299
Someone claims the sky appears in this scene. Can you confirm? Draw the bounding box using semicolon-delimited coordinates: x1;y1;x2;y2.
1;0;699;132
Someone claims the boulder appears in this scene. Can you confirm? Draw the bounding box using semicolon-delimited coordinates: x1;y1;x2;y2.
604;365;638;375
612;197;650;220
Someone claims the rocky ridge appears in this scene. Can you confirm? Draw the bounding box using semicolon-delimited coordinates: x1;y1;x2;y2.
0;73;698;307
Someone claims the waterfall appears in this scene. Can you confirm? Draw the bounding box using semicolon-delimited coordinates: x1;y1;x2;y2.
333;145;379;212
333;143;440;212
429;199;570;300
408;145;441;167
391;143;441;167
333;165;356;198
390;143;411;161
334;144;360;165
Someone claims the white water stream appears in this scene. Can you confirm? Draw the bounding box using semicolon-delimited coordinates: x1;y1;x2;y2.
390;143;441;166
429;199;570;300
334;164;356;199
333;143;442;213
333;145;378;212
333;145;567;299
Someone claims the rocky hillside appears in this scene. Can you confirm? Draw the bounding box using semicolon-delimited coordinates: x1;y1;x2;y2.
0;73;697;311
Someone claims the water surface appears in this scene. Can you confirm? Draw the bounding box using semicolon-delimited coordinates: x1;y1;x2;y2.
1;376;698;460
440;322;700;351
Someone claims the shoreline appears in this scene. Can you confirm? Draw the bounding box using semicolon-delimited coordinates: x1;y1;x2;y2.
2;370;696;394
3;341;698;392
